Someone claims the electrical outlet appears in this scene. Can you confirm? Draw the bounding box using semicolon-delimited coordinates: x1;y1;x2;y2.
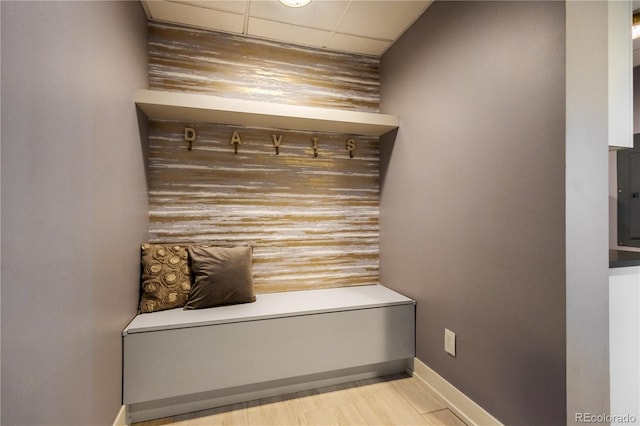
444;328;456;357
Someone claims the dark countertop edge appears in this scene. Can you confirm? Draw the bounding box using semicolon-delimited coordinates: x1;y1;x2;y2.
610;249;640;268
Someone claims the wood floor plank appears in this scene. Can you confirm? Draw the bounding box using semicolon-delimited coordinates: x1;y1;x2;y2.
389;375;447;414
246;395;307;426
296;383;357;412
303;402;370;425
173;402;249;425
422;409;467;426
363;379;429;425
350;398;401;425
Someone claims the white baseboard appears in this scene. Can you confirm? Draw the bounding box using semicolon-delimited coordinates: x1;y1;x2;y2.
410;357;503;426
112;405;127;426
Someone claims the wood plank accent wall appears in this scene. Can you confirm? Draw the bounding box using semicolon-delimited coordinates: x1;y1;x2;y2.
148;22;381;112
145;22;383;293
147;121;380;294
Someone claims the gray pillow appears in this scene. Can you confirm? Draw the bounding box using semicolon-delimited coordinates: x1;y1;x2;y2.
185;245;256;309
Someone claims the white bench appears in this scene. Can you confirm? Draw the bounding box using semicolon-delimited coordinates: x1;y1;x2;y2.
122;284;415;423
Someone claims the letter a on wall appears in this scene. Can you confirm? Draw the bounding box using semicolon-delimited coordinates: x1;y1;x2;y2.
230;131;243;154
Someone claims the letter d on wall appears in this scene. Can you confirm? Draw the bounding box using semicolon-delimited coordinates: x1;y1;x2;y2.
184;127;197;150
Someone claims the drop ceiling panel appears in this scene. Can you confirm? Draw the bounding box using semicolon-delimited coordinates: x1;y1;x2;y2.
248;17;333;49
337;1;431;40
141;0;432;57
172;0;247;14
327;32;391;56
146;1;245;34
249;0;350;31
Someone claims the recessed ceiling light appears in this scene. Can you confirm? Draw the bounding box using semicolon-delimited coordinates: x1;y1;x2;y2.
279;0;311;7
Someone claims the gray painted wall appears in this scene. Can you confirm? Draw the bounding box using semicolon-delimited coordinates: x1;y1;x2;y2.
379;2;566;424
1;3;3;421
565;2;610;423
1;2;148;425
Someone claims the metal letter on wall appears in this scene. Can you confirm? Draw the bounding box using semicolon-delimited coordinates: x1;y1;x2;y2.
184;127;197;150
230;131;242;154
346;138;357;158
272;134;283;155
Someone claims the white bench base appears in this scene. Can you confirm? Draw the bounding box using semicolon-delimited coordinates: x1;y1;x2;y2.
126;359;412;423
122;285;415;423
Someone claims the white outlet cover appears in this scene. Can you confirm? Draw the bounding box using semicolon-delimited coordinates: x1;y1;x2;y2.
444;328;456;357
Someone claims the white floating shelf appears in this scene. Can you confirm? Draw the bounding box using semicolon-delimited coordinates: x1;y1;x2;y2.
134;89;399;137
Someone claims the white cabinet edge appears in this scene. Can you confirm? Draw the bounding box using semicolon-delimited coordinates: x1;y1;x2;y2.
608;0;633;149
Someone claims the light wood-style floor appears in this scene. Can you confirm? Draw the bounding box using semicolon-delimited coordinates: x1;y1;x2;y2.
134;374;467;426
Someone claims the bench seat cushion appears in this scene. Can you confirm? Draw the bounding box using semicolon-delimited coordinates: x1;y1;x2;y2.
123;284;413;335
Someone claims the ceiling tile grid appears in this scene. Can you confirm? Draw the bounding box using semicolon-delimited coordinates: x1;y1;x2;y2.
142;0;432;57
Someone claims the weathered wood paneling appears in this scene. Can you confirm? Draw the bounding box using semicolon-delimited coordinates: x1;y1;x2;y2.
145;22;383;293
148;22;381;112
147;121;380;293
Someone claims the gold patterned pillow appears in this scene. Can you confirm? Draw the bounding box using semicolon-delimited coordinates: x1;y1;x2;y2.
139;243;191;313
